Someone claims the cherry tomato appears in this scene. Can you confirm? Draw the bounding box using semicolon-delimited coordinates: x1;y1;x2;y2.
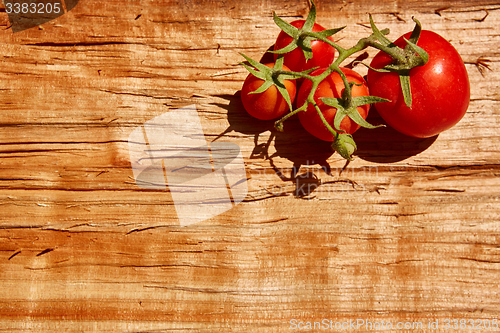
273;20;335;73
367;30;470;138
241;63;297;120
296;67;371;142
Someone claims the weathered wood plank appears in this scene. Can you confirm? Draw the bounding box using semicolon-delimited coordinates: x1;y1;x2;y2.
0;0;499;331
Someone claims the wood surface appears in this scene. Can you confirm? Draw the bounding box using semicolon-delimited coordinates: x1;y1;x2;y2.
1;0;500;331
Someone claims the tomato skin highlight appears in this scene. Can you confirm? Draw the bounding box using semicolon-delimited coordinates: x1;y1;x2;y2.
297;67;371;142
241;63;296;120
273;20;336;73
367;30;470;138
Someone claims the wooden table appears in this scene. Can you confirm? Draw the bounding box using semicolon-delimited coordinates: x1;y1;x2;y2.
1;0;499;331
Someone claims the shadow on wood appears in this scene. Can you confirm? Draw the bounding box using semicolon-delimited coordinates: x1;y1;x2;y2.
213;92;335;199
354;106;438;163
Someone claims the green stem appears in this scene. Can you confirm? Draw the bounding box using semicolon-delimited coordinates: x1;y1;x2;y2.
277;27;399;142
275;103;308;130
313;102;339;142
334;67;352;108
270;17;424;160
303;28;392;63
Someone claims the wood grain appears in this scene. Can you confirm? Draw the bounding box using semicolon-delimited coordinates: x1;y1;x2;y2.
1;0;500;331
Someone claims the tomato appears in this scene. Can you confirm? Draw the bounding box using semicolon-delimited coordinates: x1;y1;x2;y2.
296;67;371;142
273;20;335;73
367;30;470;138
241;63;297;120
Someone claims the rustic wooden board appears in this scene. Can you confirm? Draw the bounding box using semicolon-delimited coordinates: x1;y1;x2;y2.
1;0;500;331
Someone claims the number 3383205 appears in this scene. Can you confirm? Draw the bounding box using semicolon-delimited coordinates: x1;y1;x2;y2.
5;2;62;14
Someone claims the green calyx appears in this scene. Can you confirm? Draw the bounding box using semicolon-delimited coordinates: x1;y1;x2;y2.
240;53;312;112
321;93;388;134
270;0;344;62
366;15;429;108
319;82;387;161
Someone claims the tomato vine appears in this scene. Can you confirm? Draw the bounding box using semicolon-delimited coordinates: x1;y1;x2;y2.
240;0;466;160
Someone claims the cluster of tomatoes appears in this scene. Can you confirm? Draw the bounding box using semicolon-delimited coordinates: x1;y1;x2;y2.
240;10;470;156
241;19;356;142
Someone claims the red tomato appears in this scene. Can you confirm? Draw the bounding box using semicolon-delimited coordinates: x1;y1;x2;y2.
241;63;297;120
367;30;470;138
273;20;336;73
297;67;370;142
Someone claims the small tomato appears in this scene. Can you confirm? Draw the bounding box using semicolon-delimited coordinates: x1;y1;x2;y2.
241;63;297;120
297;67;371;142
273;20;336;73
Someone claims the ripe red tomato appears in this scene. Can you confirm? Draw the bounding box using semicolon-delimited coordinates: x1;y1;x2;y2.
367;30;470;138
241;63;297;120
273;20;336;73
297;67;371;142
